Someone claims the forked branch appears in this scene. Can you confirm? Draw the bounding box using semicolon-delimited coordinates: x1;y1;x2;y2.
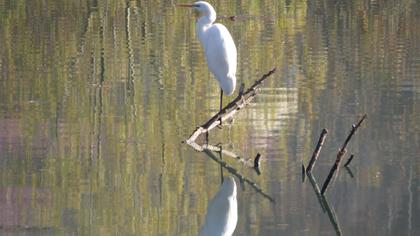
321;114;367;195
186;68;277;144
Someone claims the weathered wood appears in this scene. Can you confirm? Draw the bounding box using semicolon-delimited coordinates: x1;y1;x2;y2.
186;68;277;144
306;129;328;173
321;114;367;195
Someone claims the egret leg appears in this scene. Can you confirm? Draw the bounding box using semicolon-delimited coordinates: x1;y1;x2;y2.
219;89;223;111
219;89;223;125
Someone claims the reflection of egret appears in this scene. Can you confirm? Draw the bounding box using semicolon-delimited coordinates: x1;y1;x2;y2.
199;176;238;236
178;1;237;114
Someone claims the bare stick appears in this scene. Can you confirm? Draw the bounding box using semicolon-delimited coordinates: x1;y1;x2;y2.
321;114;367;195
186;68;277;144
306;129;328;173
344;154;354;167
253;153;261;168
254;153;262;175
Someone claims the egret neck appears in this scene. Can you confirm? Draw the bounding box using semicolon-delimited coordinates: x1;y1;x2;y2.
195;5;216;45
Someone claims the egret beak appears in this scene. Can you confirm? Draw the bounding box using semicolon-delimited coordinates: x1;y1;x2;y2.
176;3;195;8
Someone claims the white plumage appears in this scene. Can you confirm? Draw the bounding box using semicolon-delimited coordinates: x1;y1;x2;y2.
178;1;237;111
202;23;237;96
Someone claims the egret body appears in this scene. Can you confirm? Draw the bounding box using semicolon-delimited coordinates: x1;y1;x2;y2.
178;1;237;113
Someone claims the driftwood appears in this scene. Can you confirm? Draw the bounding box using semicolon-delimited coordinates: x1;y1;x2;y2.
186;68;277;144
306;129;328;173
321;114;367;195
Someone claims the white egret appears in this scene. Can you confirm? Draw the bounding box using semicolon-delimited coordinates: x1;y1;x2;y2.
198;176;238;236
178;1;237;117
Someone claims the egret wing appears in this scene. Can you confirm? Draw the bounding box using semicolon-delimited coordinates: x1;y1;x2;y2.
204;24;237;83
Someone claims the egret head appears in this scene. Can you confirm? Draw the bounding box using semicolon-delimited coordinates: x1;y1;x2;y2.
192;1;215;15
178;1;216;22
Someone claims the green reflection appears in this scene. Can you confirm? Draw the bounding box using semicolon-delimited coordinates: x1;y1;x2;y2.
0;0;419;235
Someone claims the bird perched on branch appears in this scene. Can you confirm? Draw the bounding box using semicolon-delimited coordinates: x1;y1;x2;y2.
178;1;237;119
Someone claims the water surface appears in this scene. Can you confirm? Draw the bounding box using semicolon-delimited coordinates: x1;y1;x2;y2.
0;0;419;235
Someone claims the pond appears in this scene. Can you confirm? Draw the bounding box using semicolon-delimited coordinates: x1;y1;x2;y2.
0;0;419;235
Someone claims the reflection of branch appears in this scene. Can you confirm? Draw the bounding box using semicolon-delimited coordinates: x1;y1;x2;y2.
204;150;275;203
195;143;263;175
306;173;326;212
187;142;275;203
344;166;354;178
321;195;342;236
125;1;135;95
93;0;108;160
321;114;367;195
343;154;354;167
200;143;254;166
69;10;95;70
307;172;342;236
186;68;276;144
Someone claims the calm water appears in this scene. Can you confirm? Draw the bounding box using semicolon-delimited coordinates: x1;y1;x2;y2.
0;0;419;235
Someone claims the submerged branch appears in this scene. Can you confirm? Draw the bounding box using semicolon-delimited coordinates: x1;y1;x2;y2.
186;68;277;144
321;114;367;195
